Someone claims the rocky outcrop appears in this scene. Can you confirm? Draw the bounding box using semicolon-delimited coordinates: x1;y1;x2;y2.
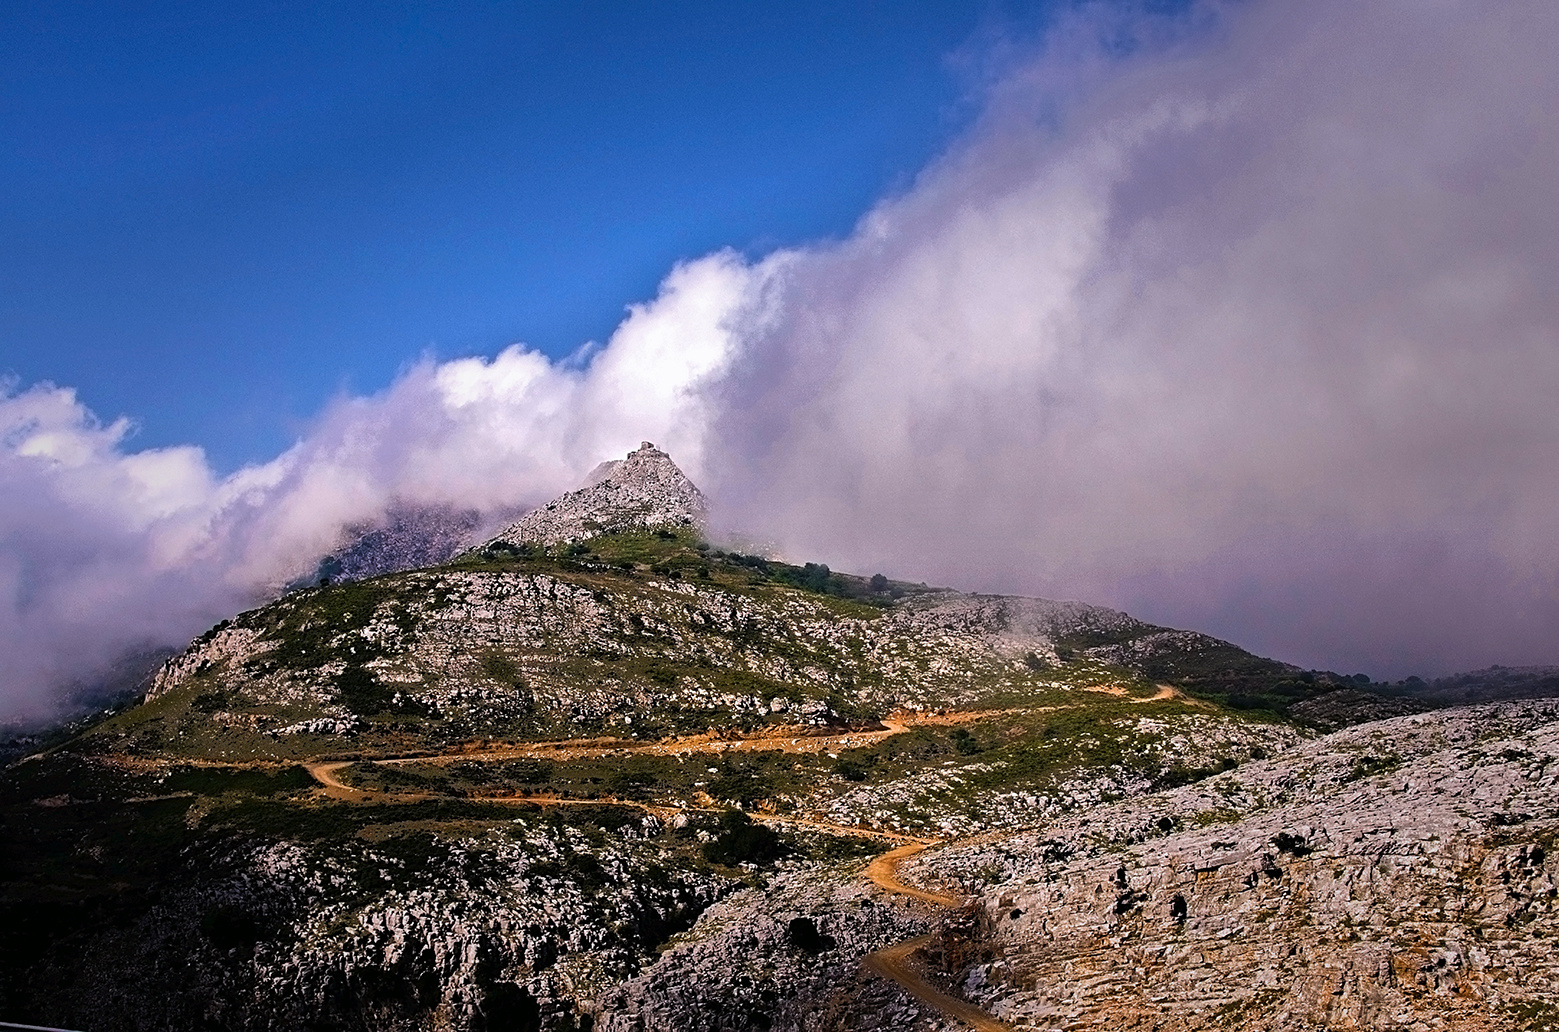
600;863;929;1032
301;502;494;585
913;700;1559;1031
491;443;709;547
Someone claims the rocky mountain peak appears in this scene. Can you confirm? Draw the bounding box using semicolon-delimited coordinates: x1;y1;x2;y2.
490;441;709;546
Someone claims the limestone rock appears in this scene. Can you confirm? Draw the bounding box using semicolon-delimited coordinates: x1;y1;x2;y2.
491;442;708;547
301;502;493;585
916;700;1559;1032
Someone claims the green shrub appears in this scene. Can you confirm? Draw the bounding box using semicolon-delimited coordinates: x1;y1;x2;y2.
833;757;868;782
950;727;982;755
481;653;522;685
701;810;785;866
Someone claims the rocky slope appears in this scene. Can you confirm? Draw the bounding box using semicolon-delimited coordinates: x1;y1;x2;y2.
491;442;709;547
121;524;1299;762
301;502;496;586
9;446;1556;1032
915;700;1559;1031
3;792;731;1032
597;701;1559;1032
599;862;928;1032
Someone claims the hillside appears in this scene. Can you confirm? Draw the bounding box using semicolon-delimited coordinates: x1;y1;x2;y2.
91;518;1323;767
3;448;1555;1032
609;701;1559;1031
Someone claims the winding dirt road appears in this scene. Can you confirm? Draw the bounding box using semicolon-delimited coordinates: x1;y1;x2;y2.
307;721;1011;1030
865;842;957;906
301;758;930;844
120;708;1038;1030
862;842;1014;1031
370;708;1027;768
864;933;1012;1032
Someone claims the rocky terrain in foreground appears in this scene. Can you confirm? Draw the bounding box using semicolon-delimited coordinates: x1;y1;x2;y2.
920;701;1559;1031
15;810;724;1031
600;702;1559;1032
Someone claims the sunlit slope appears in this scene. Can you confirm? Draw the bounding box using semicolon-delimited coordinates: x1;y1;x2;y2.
84;530;1318;761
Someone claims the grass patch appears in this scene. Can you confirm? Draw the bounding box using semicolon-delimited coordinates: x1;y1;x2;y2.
1503;998;1559;1032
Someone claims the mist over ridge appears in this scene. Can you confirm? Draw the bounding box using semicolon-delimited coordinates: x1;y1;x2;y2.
4;0;1558;721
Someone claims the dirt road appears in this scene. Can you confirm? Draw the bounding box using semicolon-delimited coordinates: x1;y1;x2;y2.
301;758;934;845
119;713;1022;1029
373;708;1027;768
863;933;1013;1032
302;760;366;801
864;842;958;905
861;841;1014;1031
312;743;1008;1030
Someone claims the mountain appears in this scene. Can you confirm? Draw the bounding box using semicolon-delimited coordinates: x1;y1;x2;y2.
2;446;1555;1032
490;441;709;548
295;502;497;588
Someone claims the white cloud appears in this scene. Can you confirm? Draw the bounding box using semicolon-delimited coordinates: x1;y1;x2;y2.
0;252;754;723
703;0;1559;676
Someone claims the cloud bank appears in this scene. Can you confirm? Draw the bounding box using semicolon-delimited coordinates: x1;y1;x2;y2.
0;255;754;723
705;0;1559;677
4;0;1557;721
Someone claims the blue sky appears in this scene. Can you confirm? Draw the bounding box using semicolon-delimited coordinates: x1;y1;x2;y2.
4;0;1556;711
2;1;1056;470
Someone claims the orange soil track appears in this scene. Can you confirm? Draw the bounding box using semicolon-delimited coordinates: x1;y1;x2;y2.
372;708;1029;768
104;705;1059;1030
862;842;1014;1031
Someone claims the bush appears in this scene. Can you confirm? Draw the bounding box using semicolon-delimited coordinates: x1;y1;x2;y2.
786;916;836;955
481;652;522;686
833;757;868;782
950;727;982;755
701;810;786;866
338;664;427;717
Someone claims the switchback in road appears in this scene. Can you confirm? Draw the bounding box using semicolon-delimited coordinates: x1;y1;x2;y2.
862;841;1014;1031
